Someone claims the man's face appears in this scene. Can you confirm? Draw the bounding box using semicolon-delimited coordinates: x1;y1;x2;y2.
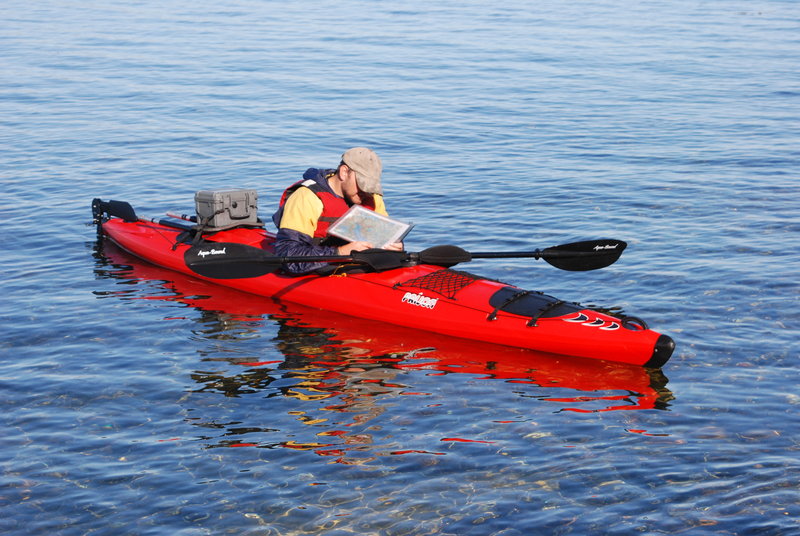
342;165;366;205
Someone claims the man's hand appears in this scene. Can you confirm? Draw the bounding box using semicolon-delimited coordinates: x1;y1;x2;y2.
338;241;373;255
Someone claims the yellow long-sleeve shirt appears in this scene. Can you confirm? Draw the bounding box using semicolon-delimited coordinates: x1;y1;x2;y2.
278;186;388;237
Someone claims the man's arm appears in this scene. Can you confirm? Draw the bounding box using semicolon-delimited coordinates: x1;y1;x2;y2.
275;188;338;273
274;227;338;274
275;189;392;273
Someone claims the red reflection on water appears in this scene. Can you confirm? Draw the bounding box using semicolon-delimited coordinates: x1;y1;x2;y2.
441;438;496;444
390;449;445;455
544;394;648;413
627;428;670;437
238;360;282;366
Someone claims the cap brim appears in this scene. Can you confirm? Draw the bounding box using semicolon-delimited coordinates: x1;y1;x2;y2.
356;175;382;195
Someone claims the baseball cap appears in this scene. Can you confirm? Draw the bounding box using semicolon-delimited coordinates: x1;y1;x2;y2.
342;147;383;195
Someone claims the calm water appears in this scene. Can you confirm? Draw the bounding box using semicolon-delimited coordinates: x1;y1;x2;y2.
2;0;799;534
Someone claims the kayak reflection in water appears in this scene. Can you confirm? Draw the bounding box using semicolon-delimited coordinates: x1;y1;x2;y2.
271;147;404;274
192;314;674;463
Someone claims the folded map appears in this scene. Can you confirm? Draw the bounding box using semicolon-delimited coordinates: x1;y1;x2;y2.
327;205;413;248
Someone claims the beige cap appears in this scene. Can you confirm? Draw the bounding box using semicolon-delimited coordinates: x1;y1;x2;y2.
342;147;383;195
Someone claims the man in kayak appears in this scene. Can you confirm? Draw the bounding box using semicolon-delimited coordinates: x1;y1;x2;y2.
272;147;403;274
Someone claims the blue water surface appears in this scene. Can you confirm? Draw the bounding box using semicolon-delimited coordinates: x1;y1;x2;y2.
2;1;799;534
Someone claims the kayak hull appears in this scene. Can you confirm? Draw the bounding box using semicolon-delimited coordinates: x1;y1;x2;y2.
98;216;674;367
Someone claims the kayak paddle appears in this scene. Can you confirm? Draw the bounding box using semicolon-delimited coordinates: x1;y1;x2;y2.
184;239;626;279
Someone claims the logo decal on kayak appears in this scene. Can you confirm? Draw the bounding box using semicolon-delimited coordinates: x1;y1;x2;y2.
196;247;227;258
563;313;620;330
564;313;589;323
402;291;438;310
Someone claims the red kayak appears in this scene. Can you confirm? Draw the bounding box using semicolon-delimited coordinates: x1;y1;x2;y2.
91;198;675;367
97;240;673;413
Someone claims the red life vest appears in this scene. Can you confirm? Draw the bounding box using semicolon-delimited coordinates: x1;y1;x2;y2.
273;169;376;243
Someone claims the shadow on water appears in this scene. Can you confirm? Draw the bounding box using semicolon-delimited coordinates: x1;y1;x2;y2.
91;238;673;460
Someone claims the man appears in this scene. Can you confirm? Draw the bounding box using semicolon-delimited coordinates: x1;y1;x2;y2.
272;147;402;274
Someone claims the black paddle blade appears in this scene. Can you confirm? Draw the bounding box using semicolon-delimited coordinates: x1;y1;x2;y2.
416;245;473;267
541;239;627;271
185;242;279;279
